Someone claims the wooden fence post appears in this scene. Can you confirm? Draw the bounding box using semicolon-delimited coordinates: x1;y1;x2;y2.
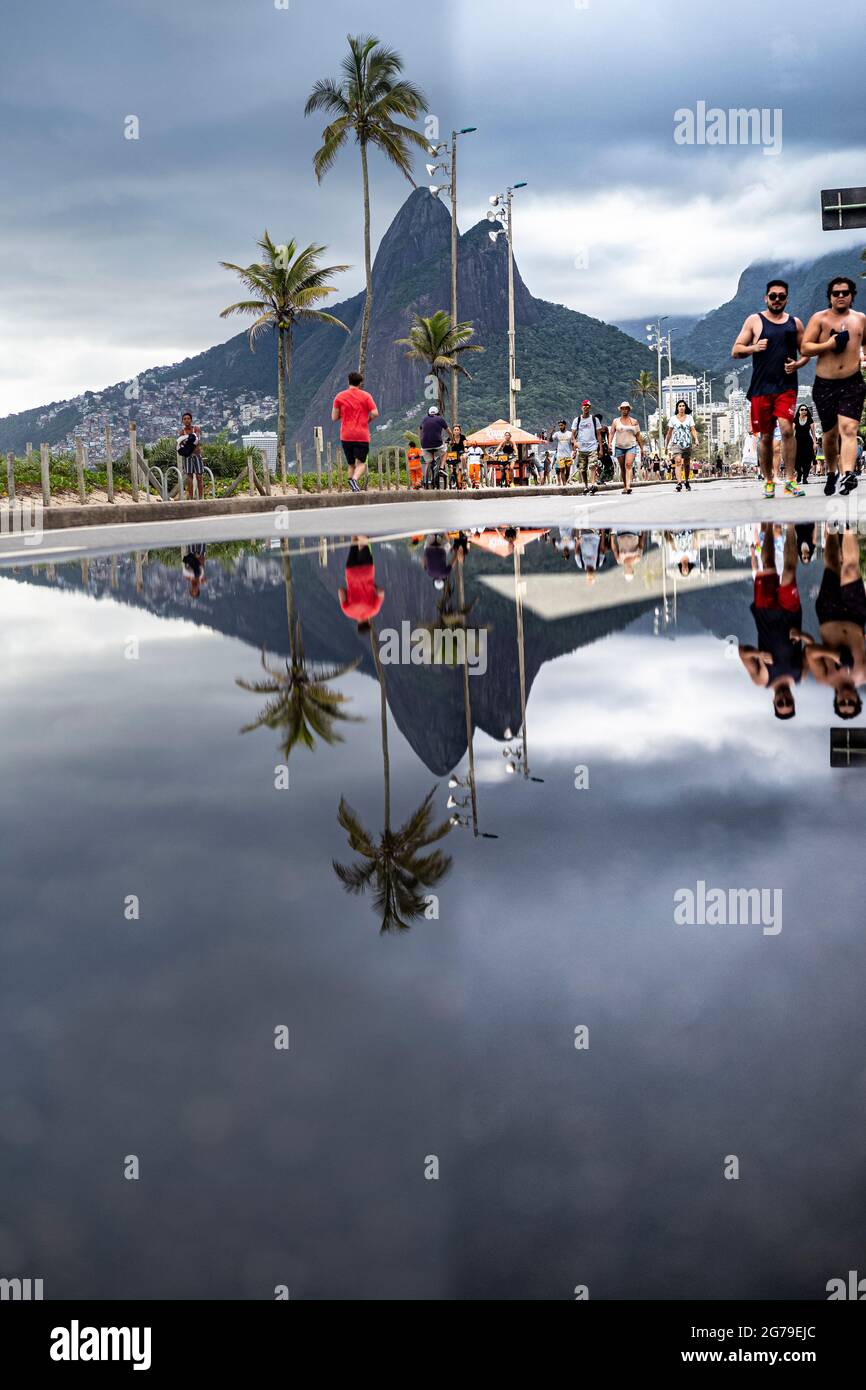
314;429;322;492
326;441;333;490
40;443;51;507
128;422;139;502
105;424;114;503
248;455;256;495
295;443;303;497
6;451;15;503
75;438;86;504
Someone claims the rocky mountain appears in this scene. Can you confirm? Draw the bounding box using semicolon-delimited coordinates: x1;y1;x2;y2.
8;185;860;458
0;190;691;457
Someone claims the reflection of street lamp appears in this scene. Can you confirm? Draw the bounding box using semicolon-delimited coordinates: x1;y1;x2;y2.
488;182;527;425
429;126;478;427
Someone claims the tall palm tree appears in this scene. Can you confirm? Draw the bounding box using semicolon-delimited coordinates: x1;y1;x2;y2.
220;233;349;482
396;311;485;415
305;35;428;375
632;369;657;435
237;541;359;757
333;626;451;932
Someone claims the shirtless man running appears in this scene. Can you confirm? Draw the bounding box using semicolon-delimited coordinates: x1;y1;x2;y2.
732;279;808;498
801;276;866;498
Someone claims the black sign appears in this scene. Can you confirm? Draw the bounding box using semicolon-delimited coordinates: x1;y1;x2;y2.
830;727;866;767
821;186;866;231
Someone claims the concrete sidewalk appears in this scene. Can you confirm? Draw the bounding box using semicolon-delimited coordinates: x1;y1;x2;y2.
0;477;856;567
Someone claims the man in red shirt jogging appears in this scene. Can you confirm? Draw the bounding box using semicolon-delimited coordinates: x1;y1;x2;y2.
332;371;379;492
338;535;385;635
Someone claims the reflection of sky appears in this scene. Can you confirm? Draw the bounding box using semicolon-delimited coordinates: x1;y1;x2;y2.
1;565;864;1300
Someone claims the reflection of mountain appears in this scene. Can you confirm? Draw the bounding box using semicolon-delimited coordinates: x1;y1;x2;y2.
10;537;817;775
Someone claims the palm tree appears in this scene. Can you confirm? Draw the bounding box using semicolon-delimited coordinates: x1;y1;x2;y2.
632;369;657;435
396;311;485;414
237;541;359;758
305;35;428;375
220;233;349;483
333;626;451;932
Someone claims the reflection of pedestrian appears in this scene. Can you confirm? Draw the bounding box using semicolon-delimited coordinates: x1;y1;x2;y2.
805;526;866;718
738;522;807;719
182;543;207;599
422;533;453;590
610;528;646;581
338;535;384;634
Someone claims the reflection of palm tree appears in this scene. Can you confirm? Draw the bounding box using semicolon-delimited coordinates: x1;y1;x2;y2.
237;541;359;757
333;626;452;932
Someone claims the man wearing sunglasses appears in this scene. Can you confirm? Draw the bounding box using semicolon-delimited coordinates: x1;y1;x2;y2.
732;279;808;499
801;277;866;498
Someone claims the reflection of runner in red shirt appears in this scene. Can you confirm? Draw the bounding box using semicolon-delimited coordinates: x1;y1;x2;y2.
339;535;385;634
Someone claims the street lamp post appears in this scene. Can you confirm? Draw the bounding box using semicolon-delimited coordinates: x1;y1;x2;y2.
427;126;477;429
646;317;668;453
489;182;527;425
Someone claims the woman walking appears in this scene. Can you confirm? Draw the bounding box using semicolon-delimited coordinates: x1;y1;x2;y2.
611;400;644;494
794;404;817;486
665;399;699;493
448;425;467;490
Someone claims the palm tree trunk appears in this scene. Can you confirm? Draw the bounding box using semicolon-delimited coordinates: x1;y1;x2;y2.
436;370;445;416
358;140;373;376
281;541;298;667
277;327;287;484
370;625;391;835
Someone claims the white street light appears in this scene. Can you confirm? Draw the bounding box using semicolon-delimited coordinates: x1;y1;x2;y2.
488;184;526;424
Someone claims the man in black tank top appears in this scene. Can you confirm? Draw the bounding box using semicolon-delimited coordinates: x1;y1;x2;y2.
732;279;808;499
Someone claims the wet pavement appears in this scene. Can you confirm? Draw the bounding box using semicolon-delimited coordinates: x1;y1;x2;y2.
1;517;864;1299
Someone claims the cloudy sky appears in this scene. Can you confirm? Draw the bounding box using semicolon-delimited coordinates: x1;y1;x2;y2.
2;0;865;415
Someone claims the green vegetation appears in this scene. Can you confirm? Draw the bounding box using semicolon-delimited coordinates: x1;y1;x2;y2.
395;311;484;414
220;232;350;482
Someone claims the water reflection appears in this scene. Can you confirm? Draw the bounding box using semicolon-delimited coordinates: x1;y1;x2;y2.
2;517;866;1298
237;539;359;757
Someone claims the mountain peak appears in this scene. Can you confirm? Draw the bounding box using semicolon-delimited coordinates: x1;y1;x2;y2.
372;187;451;291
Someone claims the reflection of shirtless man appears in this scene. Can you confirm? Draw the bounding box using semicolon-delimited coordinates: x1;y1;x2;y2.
804;526;866;719
802;276;866;497
738;522;811;719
